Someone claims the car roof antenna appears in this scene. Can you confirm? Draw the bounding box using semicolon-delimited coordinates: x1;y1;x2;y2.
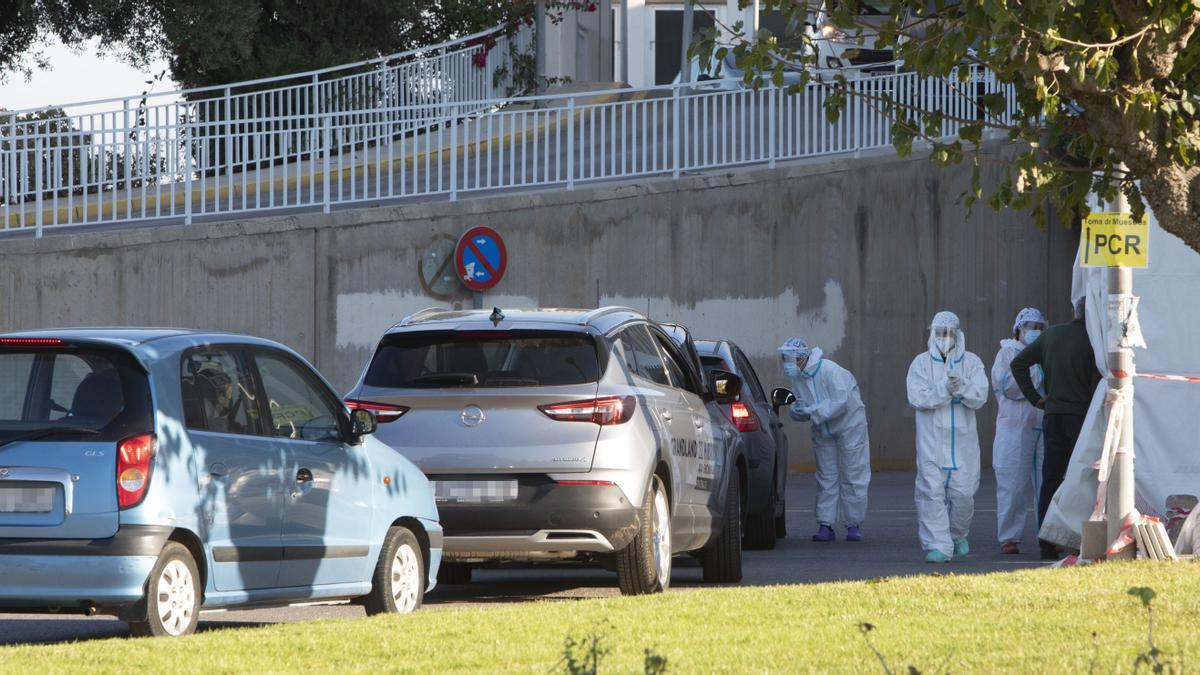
489;307;505;326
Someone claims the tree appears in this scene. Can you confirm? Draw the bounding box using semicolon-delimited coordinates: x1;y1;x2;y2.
697;0;1200;254
0;1;523;90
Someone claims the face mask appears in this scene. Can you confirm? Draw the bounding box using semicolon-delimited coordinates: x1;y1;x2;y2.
934;336;955;355
782;362;801;378
1022;329;1042;345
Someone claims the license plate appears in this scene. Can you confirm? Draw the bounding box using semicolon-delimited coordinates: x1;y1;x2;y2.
433;480;518;504
0;485;56;513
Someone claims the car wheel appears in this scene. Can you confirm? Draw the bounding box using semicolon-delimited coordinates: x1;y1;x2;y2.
363;525;425;615
437;562;472;585
744;489;778;550
615;475;671;595
129;542;201;638
775;495;788;539
700;474;743;583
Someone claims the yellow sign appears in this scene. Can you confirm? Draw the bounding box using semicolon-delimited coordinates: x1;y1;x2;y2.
1081;212;1149;268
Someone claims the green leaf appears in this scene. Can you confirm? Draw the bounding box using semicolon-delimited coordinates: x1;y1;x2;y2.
1128;586;1157;608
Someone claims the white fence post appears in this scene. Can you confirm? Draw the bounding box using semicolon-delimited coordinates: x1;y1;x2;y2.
34;135;43;238
322;115;331;213
769;87;777;169
567;96;575;190
672;86;681;179
450;105;459;201
184;116;194;225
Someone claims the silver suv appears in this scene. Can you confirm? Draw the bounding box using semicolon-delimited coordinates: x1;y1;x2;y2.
344;307;746;595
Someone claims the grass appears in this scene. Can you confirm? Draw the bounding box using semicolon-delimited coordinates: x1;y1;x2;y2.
4;561;1199;673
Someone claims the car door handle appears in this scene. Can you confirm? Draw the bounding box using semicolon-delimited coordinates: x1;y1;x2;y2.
660;410;673;421
296;468;314;483
209;463;229;478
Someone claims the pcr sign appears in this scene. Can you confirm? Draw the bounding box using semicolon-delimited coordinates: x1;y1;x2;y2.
1081;212;1149;268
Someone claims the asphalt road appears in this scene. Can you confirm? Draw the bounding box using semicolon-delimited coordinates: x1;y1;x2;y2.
0;471;1048;646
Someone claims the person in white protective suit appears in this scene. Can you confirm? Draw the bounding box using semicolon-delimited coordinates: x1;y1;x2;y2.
991;307;1048;555
906;311;989;563
778;337;872;543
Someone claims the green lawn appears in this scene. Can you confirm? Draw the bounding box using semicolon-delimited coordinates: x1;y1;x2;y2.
5;561;1199;673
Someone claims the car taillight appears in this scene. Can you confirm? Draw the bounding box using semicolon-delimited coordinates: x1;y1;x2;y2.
730;402;760;432
345;398;410;423
539;396;636;425
117;434;155;509
0;337;66;347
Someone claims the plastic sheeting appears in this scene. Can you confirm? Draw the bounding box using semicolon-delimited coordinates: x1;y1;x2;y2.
1039;210;1200;550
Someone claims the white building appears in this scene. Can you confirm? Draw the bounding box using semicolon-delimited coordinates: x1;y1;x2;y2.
544;1;765;89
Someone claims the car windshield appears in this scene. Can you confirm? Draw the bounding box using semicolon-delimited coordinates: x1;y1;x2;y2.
0;345;153;443
364;331;600;389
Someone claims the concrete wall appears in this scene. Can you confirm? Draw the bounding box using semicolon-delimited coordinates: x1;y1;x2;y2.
0;147;1076;470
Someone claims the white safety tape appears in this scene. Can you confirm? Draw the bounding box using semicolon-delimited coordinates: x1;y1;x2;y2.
1089;386;1133;521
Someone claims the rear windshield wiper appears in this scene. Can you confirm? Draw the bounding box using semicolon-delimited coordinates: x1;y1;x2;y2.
410;373;480;387
0;426;102;450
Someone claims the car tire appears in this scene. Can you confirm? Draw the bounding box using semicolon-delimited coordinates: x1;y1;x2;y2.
128;542;201;638
744;487;778;550
437;562;472;585
775;496;788;539
363;525;425;615
700;474;743;583
615;475;671;595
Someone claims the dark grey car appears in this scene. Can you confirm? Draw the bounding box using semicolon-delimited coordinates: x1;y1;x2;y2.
695;339;790;549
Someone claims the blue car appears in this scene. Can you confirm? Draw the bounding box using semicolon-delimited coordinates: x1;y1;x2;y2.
0;329;441;637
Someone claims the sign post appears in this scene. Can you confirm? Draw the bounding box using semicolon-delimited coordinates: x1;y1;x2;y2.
1079;180;1146;559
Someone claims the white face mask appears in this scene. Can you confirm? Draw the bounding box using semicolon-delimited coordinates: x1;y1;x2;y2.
934;336;956;356
1022;329;1042;345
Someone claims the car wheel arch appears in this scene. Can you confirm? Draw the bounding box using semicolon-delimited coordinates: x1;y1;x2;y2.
389;516;431;586
167;528;208;603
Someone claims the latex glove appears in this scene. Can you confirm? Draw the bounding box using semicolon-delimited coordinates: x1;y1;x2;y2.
789;402;811;422
946;372;963;396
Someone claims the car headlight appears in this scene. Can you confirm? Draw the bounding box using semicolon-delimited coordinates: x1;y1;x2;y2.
819;22;848;41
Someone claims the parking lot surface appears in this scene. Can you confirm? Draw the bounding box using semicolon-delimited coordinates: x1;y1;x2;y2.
0;471;1047;645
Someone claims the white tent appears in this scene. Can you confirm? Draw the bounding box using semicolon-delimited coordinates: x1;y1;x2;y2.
1040;209;1200;550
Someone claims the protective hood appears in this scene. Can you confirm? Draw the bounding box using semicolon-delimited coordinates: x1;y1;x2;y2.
1012;307;1047;334
927;311;966;361
778;337;812;361
799;347;825;377
998;337;1024;355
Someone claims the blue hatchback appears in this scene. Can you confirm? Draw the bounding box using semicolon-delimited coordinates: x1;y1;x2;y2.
0;329;441;636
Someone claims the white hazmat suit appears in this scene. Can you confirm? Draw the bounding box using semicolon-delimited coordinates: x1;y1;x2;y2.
779;340;871;530
991;308;1047;547
906;311;989;560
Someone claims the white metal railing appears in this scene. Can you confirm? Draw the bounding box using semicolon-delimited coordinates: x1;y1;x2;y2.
2;64;1015;235
1;23;533;233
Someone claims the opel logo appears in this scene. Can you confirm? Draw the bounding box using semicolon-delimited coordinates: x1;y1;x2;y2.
0;468;9;479
460;405;486;428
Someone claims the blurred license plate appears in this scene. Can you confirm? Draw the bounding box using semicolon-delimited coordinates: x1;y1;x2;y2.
0;485;56;513
433;480;518;504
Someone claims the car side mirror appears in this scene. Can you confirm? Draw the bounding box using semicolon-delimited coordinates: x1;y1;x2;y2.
771;387;796;415
709;369;742;404
349;408;377;444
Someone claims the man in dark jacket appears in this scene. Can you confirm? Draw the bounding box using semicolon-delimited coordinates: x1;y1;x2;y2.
1011;298;1102;559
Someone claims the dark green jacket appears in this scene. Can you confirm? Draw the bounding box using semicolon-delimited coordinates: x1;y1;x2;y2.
1011;319;1102;416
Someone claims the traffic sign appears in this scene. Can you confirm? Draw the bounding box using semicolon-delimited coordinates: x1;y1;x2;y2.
455;226;508;292
1081;212;1149;268
417;234;461;299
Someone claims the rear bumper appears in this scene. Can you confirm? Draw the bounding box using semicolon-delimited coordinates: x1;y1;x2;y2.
0;525;169;609
436;478;639;560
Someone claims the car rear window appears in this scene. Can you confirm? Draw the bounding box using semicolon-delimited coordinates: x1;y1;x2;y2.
364;331;600;388
0;345;153;442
